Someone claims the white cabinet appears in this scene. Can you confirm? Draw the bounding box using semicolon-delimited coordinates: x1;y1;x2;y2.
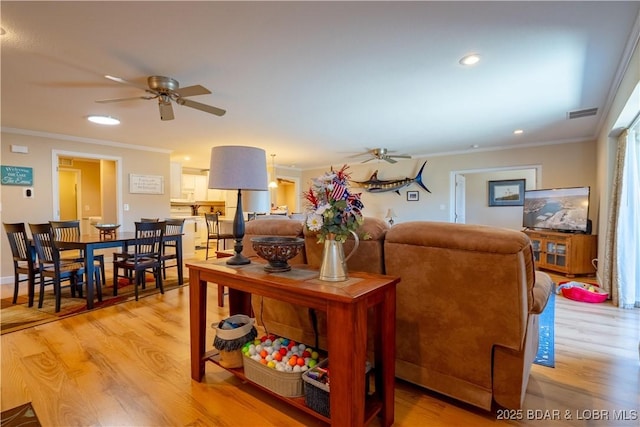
194;175;209;201
170;162;182;199
193;216;207;248
181;218;196;259
182;174;208;201
207;188;226;201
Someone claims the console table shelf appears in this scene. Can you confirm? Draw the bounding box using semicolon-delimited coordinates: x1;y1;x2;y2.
187;259;399;426
206;353;382;425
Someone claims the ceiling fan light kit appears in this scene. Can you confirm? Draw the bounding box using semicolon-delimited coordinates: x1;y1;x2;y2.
96;75;226;121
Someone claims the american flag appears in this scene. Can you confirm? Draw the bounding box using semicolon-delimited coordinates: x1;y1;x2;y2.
330;183;347;201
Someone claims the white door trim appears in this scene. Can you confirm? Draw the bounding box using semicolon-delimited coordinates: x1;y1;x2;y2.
52;150;123;223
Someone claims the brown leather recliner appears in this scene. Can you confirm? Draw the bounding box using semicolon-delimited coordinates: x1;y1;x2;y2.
242;217;552;410
384;221;553;410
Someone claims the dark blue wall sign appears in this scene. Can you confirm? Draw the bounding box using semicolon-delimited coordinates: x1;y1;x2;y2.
1;165;33;186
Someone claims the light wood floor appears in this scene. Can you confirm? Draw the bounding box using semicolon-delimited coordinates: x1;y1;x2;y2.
1;254;639;426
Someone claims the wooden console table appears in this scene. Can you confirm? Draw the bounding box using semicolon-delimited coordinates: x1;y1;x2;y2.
187;259;399;426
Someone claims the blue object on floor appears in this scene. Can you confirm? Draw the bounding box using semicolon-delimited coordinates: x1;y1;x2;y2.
534;291;555;368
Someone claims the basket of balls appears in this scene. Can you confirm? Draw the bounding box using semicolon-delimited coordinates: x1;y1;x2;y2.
242;335;322;398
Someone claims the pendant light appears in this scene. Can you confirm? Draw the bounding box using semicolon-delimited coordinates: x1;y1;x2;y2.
268;154;278;188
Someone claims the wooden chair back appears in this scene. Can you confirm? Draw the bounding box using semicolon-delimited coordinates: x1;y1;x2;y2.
4;222;33;264
164;218;185;237
205;213;221;236
132;221;165;262
50;220;81;241
29;223;59;266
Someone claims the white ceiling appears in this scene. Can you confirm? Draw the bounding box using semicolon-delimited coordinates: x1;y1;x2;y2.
2;1;639;170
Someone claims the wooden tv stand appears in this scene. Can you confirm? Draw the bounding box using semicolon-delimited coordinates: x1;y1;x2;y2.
524;230;597;277
187;259;399;426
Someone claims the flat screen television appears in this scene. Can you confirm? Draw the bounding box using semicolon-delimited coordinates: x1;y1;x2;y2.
522;187;590;233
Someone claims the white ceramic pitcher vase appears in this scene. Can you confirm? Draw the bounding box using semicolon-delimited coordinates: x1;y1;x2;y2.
318;231;359;282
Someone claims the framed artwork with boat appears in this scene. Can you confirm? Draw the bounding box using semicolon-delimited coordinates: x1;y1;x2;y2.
488;179;525;207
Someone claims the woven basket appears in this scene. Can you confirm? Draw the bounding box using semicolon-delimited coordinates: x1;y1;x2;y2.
243;355;304;397
302;358;371;418
213;315;257;369
218;349;244;369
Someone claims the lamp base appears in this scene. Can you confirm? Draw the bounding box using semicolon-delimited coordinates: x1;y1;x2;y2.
226;252;251;265
226;189;251;266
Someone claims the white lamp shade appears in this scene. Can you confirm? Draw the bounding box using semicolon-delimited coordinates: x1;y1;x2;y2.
243;190;270;213
208;146;269;191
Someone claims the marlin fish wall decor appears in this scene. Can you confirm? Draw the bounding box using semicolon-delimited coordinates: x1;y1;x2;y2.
353;161;431;194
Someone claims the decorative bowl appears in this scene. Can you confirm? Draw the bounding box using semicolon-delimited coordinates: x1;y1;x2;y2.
251;237;305;272
94;223;120;238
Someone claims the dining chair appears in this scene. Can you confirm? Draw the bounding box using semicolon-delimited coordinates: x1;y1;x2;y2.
161;218;185;286
50;220;107;288
205;213;234;259
3;222;39;306
29;223;102;312
113;221;165;301
140;218;160;222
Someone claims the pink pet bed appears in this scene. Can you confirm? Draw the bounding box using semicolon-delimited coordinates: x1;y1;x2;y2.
557;280;608;303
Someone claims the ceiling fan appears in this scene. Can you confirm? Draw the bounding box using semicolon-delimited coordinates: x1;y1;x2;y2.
348;148;412;164
95;75;226;121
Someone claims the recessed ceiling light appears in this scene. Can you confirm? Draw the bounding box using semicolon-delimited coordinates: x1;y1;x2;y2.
513;129;524;135
470;144;480;149
87;115;120;125
459;54;480;66
184;156;191;161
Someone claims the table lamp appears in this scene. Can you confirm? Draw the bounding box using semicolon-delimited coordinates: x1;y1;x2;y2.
385;208;397;226
208;146;268;265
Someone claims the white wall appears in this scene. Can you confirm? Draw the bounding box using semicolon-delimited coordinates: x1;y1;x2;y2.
463;168;537;229
1;131;172;280
301;140;597;230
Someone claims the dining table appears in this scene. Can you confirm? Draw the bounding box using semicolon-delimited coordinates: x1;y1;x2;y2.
55;231;183;309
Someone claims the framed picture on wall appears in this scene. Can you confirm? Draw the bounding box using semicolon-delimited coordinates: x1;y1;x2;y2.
488;179;525;206
407;190;419;201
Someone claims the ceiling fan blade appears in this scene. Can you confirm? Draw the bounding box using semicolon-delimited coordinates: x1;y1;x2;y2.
389;155;412;159
173;85;211;98
347;152;371;158
384;157;398;164
178;98;226;116
159;100;174;121
95;95;154;103
104;75;149;91
361;158;375;163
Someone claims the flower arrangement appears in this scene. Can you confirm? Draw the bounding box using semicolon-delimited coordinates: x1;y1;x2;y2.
303;165;365;243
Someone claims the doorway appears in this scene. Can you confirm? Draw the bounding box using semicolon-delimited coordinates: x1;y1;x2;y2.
58;168;82;220
273;175;301;214
52;150;122;231
450;165;541;227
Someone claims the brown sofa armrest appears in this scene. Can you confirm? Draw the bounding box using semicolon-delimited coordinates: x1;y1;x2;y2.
530;271;553;314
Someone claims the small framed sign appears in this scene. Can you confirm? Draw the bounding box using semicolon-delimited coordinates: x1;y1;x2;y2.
407;190;419;201
1;165;33;186
488;179;525;206
129;174;164;194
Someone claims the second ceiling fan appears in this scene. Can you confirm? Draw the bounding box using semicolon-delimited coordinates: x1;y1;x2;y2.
95;75;226;121
349;148;412;164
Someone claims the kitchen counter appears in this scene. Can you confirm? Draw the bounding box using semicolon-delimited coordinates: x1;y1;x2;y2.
171;200;226;216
